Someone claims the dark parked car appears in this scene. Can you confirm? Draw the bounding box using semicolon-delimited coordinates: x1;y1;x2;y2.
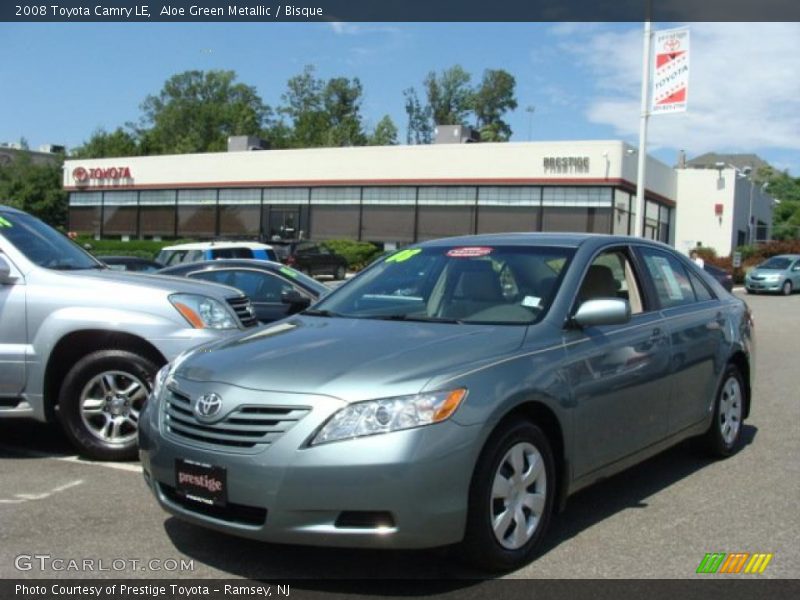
141;234;754;571
98;256;164;273
704;263;734;292
271;241;348;279
157;259;328;324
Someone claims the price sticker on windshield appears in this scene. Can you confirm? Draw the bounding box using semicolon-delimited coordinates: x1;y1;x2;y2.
446;247;494;258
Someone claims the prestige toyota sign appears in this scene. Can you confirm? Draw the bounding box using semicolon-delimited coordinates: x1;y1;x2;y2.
72;165;132;184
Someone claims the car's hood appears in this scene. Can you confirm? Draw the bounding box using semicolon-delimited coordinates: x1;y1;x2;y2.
749;268;784;276
66;270;242;300
174;316;527;401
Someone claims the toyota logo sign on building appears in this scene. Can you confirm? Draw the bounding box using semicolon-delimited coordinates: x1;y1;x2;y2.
72;165;132;185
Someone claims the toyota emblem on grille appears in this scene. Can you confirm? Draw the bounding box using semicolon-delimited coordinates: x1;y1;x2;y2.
195;393;223;421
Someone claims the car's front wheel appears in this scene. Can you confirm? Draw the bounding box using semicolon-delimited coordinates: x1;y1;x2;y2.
58;350;158;461
458;420;555;572
334;265;346;280
704;364;745;457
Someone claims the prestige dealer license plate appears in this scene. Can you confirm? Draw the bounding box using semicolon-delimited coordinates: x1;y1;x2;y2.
175;458;227;506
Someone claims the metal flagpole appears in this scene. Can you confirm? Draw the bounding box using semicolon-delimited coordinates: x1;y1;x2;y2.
633;19;653;238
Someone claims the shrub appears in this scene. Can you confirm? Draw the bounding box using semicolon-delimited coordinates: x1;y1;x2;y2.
75;237;195;260
323;239;382;270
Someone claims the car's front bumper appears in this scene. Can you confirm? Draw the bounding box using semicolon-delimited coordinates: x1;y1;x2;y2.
139;386;480;549
745;279;782;292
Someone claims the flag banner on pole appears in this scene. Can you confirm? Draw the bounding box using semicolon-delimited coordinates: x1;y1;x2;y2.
651;27;690;114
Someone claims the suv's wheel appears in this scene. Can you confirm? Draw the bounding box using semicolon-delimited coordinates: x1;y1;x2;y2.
458;420;555;572
704;364;745;458
334;265;346;280
782;280;792;296
58;350;158;461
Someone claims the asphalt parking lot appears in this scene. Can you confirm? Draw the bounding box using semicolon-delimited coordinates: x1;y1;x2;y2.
0;290;797;581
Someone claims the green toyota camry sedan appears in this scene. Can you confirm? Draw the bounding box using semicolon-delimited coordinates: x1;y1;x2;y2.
139;233;755;571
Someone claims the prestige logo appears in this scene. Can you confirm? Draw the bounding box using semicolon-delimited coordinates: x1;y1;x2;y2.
177;472;224;493
543;156;590;174
72;166;132;184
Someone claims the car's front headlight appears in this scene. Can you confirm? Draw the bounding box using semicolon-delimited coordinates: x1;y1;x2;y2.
169;293;238;329
150;363;171;402
311;388;467;446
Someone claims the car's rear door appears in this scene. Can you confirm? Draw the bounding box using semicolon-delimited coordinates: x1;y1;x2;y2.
635;246;725;434
564;246;672;478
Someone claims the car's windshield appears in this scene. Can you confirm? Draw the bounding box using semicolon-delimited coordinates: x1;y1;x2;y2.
759;257;791;270
0;211;103;270
312;245;574;324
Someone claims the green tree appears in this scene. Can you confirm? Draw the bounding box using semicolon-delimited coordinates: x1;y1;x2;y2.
369;115;399;146
71;127;140;158
0;153;67;227
758;167;800;240
279;66;368;148
403;87;433;145
423;65;473;126
279;65;328;148
323;76;367;146
473;69;517;142
139;70;271;154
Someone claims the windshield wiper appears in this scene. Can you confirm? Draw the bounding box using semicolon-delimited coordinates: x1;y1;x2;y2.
301;308;345;318
366;314;463;324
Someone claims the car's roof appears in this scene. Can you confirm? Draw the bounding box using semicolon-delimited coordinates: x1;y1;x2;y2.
159;259;284;272
766;254;800;259
159;241;274;251
417;232;663;249
0;205;26;215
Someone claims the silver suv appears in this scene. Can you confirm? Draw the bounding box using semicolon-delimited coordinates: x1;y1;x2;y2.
0;205;257;460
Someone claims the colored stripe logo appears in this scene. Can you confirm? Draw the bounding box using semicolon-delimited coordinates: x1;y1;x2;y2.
697;552;773;574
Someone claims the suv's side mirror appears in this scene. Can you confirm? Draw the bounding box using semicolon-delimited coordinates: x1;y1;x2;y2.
0;255;17;284
572;298;631;328
281;289;311;314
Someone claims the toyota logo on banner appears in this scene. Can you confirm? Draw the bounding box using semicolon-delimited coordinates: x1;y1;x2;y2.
195;393;223;421
72;167;89;182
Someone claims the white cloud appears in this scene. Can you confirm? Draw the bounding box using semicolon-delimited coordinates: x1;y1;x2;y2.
553;23;800;154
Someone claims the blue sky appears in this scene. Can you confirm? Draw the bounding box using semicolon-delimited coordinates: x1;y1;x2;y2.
2;22;798;173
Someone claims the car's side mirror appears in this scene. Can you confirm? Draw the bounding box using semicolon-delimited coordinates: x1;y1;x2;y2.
281;289;311;313
572;298;631;328
0;255;18;284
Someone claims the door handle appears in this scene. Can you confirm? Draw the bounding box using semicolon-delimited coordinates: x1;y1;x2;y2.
648;327;663;342
707;312;725;331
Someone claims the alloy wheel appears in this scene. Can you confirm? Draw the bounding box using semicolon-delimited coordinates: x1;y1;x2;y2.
78;370;147;445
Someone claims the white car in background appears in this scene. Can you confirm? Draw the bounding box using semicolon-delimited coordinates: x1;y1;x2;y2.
156;241;278;266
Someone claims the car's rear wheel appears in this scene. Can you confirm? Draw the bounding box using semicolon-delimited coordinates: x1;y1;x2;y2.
782;280;792;296
58;350;157;461
704;364;745;458
334;265;346;280
458;420;555;572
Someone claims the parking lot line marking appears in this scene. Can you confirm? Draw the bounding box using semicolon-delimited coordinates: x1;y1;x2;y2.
0;444;143;473
0;479;83;504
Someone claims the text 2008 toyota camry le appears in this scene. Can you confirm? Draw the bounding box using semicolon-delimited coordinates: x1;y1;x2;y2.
139;233;754;571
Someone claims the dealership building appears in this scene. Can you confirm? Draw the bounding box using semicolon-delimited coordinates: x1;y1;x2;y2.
62;136;774;256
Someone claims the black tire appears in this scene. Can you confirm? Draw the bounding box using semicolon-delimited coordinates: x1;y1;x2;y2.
782;280;792;296
58;350;158;461
458;420;555;572
704;364;746;458
334;265;346;281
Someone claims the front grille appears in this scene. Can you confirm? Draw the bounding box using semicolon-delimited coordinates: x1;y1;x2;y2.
159;483;267;526
164;388;309;450
227;296;258;328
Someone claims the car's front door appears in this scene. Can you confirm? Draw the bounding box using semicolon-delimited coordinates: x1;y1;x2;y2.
563;247;672;478
636;246;724;434
0;253;27;398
